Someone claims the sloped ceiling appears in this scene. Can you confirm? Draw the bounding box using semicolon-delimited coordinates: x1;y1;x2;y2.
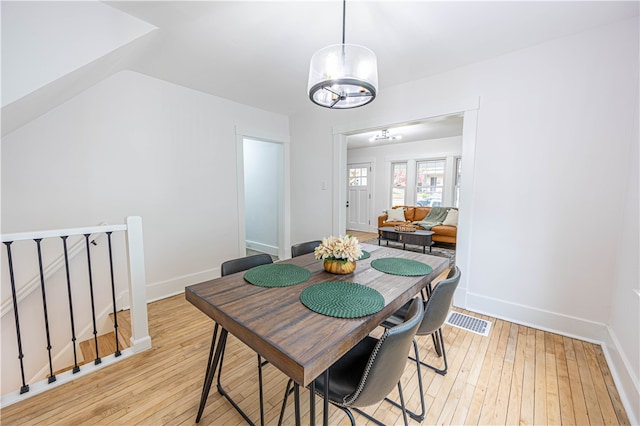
1;0;156;136
2;1;638;137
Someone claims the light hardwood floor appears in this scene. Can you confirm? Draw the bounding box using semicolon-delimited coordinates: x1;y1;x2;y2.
1;292;629;425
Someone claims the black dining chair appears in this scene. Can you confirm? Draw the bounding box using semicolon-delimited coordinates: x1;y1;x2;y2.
199;253;273;425
380;266;461;421
290;240;322;258
278;298;424;426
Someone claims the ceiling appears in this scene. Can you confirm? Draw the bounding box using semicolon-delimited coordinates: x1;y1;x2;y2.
105;1;638;117
346;114;464;149
2;1;638;137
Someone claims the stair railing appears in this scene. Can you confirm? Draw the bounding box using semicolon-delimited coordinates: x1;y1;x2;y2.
1;216;151;407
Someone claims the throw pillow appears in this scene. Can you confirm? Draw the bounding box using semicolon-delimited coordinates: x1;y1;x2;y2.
442;209;459;227
386;208;406;222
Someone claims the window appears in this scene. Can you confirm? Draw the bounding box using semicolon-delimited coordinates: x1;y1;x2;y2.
454;157;462;208
348;166;368;187
391;162;407;207
416;159;445;207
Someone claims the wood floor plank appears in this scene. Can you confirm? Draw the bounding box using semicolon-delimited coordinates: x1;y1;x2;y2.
534;329;548;425
554;333;576;425
0;295;631;426
491;322;518;425
594;344;631;425
505;324;526;424
575;340;606;425
583;341;620;425
565;336;591;425
463;318;504;424
478;318;511;424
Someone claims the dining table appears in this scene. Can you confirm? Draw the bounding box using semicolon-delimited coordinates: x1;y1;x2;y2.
185;243;449;425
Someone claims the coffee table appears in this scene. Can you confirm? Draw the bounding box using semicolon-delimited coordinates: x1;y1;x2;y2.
378;226;435;254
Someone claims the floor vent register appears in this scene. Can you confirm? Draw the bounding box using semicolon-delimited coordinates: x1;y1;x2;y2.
446;311;492;336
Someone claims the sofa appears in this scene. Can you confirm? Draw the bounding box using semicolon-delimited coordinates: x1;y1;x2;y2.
377;206;458;244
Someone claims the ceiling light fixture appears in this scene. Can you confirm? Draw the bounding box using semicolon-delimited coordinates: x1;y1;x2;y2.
307;0;378;109
369;129;402;142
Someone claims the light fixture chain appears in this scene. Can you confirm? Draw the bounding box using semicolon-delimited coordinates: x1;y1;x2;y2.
342;0;346;45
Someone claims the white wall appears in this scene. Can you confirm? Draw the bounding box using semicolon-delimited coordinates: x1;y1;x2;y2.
1;70;290;300
243;138;283;256
1;1;155;107
347;136;462;230
290;17;639;422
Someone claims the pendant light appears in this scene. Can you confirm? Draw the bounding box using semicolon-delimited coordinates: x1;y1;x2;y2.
307;0;378;109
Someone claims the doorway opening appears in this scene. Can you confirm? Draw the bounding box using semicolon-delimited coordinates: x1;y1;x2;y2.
334;103;479;308
242;137;284;261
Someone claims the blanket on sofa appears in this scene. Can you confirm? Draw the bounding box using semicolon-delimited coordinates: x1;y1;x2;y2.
414;206;450;230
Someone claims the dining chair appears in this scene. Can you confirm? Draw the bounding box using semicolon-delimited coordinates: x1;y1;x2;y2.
278;298;424;426
200;253;273;425
290;240;322;258
380;265;461;422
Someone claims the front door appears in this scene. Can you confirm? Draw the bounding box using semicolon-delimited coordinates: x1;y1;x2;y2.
347;163;371;232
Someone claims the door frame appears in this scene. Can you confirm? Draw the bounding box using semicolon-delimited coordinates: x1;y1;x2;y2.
235;126;290;260
331;98;479;309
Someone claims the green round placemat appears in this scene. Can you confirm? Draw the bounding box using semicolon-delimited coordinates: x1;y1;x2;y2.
300;281;385;318
244;264;311;287
371;258;433;276
358;250;371;260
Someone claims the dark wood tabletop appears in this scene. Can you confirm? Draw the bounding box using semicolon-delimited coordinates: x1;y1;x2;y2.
185;243;448;387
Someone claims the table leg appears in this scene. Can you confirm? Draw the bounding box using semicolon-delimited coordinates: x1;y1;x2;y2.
309;381;315;426
294;383;301;426
196;327;227;423
323;370;329;426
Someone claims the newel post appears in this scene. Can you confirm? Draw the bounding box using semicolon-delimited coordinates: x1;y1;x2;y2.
125;216;152;351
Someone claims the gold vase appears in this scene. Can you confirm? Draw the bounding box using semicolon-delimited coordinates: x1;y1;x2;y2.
323;259;356;275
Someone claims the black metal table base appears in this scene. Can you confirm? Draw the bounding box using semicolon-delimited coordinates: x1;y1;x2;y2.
196;327;267;425
196;325;329;425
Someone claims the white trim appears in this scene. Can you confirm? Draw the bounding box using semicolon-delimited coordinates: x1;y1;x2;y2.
235;126;291;259
245;240;279;257
333;97;480;302
603;327;640;426
464;290;609;343
143;267;219;303
1;224;126;242
124;216;151;352
454;108;479;308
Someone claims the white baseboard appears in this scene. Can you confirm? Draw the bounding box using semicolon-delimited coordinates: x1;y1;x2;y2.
144;268;219;304
245;240;279;256
464;291;609;343
461;290;639;424
602;327;640;426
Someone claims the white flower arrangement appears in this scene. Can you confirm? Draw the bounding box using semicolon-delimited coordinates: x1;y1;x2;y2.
314;235;363;262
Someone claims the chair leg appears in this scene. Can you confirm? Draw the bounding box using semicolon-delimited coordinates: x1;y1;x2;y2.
277;379;294;426
216;332;261;426
384;339;425;421
397;382;409;426
347;405;389;426
409;327;448;375
258;354;265;426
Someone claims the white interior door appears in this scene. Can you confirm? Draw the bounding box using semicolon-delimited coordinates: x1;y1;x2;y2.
347;163;371;232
